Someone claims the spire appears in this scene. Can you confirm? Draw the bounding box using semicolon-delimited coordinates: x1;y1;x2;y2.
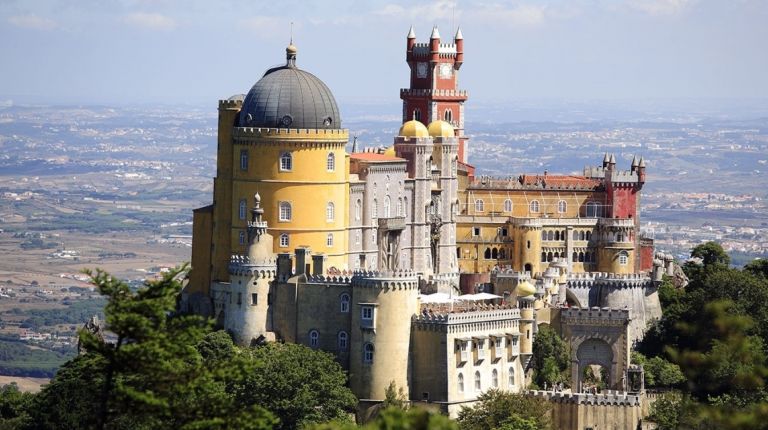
286;22;297;67
603;152;609;164
609;153;616;164
454;26;463;40
248;193;267;244
351;135;358;153
407;25;415;39
430;25;440;39
631;156;638;168
638;157;646;168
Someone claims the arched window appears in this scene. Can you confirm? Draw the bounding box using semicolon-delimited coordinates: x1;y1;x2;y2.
403;197;408;217
240;149;249;171
452;157;458;175
492;248;498;259
616;232;625;242
397;198;403;217
238;231;246;245
279;202;292;221
326;152;335;172
280;152;293;171
504;199;512;212
413;109;421;122
337;331;348;351
475;199;484;212
499;248;507;259
355;199;361;221
326;202;335;222
530;200;540;213
458;373;464;393
239;199;247;220
355;230;361;245
580;231;586;241
474;371;481;392
372;199;378;219
508;367;515;388
579;252;585;262
541;252;547;262
558;200;567;213
572;251;578;262
548;231;554;241
555;231;560;241
340;293;350;313
384;196;391;218
585;252;592;263
586;231;592;241
444;109;453;122
619;252;628;265
309;330;319;348
484;248;491;259
363;343;374;364
586;201;600;217
492;369;498;388
279;233;289;248
326;233;334;247
547;252;553;262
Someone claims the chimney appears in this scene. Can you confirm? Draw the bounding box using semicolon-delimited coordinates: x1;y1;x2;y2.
312;254;326;276
295;247;311;275
277;253;293;282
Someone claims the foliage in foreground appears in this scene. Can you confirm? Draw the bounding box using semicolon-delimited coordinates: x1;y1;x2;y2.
530;325;569;389
456;390;551;430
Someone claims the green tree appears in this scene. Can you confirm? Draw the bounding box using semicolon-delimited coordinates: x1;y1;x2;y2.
531;325;569;388
0;383;34;429
382;381;408;411
745;258;768;279
232;342;357;430
690;241;730;267
307;407;458;430
456;389;550;430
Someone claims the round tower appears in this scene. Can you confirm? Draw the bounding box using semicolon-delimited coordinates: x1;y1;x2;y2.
517;224;542;275
226;194;277;345
348;271;419;400
517;279;536;356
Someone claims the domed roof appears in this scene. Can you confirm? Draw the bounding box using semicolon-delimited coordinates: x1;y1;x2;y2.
427;120;454;137
383;146;396;157
517;279;536;297
399;120;429;138
239;45;341;130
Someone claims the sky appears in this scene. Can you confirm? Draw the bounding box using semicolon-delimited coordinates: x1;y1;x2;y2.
1;0;767;107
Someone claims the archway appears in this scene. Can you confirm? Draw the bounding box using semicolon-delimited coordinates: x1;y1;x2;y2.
576;338;613;392
564;288;582;307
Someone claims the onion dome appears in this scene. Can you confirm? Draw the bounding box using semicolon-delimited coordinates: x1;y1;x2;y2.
427;120;455;137
517;279;536;297
398;120;429;138
383;146;396;157
239;44;341;130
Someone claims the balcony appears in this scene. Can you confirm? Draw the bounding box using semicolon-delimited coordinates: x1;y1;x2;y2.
378;217;406;231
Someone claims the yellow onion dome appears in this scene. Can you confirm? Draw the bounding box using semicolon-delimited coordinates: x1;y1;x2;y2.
427;120;455;137
383;145;396;157
399;120;429;138
517;279;536;297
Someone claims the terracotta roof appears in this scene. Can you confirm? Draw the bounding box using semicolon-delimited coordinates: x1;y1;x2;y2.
350;152;405;162
519;174;601;188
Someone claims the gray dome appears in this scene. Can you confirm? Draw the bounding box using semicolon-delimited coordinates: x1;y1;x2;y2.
239;49;341;130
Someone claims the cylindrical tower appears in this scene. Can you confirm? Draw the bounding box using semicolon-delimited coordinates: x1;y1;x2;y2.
230;45;350;270
517;280;536;356
518;224;542;275
349;271;419;400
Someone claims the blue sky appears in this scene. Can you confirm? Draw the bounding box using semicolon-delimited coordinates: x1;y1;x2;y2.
1;0;766;106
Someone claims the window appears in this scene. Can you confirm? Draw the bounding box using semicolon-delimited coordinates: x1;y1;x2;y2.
452;157;458;175
326;202;335;222
501;228;508;236
240;149;248;171
444;109;453;122
326;152;335;171
492;369;498;388
404;197;408;217
340;293;350;313
338;331;348;351
279;202;292;221
251;293;257;305
280;152;292;171
326;233;334;247
558;200;567;213
504;199;512;212
355;199;362;221
239;231;246;245
355;231;361;245
279;233;289;248
413;109;421;122
586;201;600;217
239;199;247;220
384;196;391;218
474;199;484;212
361;306;374;328
458;373;464;393
619;252;628;265
474;371;481;392
529;200;540;213
476;340;486;360
309;330;319;348
372;199;378;219
364;343;374;364
508;367;515;388
397;198;403;217
473;227;480;236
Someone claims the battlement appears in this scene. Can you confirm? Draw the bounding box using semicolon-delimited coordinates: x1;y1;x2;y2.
529;390;641;406
305;274;353;285
400;88;468;99
560;307;631;324
228;254;277;277
412;307;521;326
467;174;602;191
610;170;641;184
597;218;635;229
566;272;652;289
232;127;349;141
218;99;243;110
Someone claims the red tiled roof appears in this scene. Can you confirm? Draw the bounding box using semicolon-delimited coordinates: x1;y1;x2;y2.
520;174;601;188
350;153;405;162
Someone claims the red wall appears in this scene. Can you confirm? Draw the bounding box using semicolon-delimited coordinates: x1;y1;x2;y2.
609;186;638;219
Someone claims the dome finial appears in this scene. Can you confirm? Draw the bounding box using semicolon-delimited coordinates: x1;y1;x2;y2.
286;21;297;66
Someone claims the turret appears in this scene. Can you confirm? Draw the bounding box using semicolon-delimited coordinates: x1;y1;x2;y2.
454;27;464;69
637;157;646;183
602;152;610;168
406;25;416;59
631;156;638;172
430;26;440;63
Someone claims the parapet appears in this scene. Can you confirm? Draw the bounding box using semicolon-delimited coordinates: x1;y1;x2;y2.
349;270;420;290
218;98;243;110
529;390;641;406
228;254;277;278
560;307;631;325
412;307;521;327
232;127;349;142
566;272;652;289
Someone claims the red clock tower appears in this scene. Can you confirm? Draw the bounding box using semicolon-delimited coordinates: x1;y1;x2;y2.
401;25;471;165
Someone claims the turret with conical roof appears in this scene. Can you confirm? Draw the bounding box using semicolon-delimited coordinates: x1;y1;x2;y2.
455;27;464;68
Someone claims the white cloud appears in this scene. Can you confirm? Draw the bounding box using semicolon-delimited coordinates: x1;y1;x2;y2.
7;15;57;31
238;16;290;38
627;0;696;16
468;3;549;27
123;12;177;31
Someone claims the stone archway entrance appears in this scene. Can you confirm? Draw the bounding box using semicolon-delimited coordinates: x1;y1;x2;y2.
576;338;613;391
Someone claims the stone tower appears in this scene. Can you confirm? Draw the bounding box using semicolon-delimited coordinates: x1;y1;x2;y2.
402;26;470;163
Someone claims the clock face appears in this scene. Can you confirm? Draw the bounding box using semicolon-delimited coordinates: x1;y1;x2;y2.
416;62;428;78
439;63;453;79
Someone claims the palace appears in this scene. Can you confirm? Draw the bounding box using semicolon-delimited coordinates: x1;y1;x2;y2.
183;26;668;420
